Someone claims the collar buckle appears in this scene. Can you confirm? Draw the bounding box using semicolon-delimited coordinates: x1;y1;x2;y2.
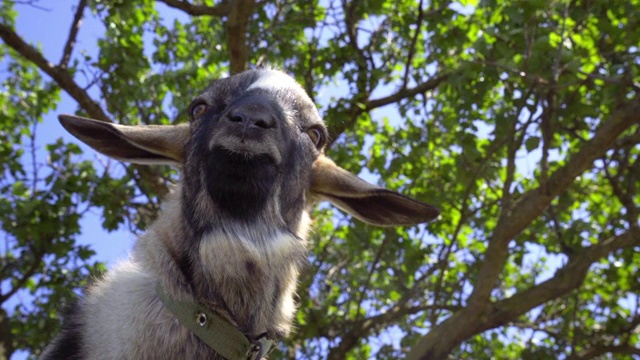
156;282;277;360
247;335;275;360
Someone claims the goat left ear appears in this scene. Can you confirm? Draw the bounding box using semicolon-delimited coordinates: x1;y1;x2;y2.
59;115;189;165
310;156;440;226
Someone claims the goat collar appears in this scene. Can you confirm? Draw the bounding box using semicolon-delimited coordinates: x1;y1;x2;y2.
155;283;275;360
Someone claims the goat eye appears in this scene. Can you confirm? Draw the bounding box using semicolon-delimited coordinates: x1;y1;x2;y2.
307;127;324;148
191;103;208;119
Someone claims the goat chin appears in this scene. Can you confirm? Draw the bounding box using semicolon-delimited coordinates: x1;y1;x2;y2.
43;69;439;359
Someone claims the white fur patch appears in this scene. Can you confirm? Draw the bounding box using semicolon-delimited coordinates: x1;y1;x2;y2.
247;70;302;93
198;229;306;335
199;230;305;280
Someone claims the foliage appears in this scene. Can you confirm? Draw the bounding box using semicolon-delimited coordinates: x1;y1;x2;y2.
1;0;639;359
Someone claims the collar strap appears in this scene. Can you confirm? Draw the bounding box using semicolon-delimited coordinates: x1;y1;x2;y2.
155;283;275;360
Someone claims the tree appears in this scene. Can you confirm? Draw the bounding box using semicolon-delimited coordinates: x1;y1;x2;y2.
1;0;639;359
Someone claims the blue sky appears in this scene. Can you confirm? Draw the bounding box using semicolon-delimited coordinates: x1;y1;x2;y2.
4;3;136;359
7;3;137;265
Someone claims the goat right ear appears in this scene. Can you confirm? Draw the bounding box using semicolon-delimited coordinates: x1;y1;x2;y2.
59;115;189;165
310;156;440;226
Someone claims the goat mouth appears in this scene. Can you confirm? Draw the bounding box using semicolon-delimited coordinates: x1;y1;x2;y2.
209;145;277;163
206;146;278;177
203;147;279;219
208;134;281;163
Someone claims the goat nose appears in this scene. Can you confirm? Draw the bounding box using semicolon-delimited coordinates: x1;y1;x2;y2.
226;104;276;129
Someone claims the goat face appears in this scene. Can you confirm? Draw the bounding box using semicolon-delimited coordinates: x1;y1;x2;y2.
182;70;327;236
58;69;440;233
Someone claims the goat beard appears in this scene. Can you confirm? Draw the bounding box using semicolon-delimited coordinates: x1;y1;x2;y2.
203;147;278;220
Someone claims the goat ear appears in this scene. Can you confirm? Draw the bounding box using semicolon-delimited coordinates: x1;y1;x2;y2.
310;156;440;226
58;115;189;165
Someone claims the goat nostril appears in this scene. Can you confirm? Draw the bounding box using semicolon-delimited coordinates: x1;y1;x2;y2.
225;109;275;129
229;114;244;123
253;118;272;129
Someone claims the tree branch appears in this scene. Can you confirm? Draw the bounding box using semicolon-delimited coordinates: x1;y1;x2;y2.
401;0;425;88
225;0;255;74
569;344;640;360
0;22;109;121
365;73;450;111
0;23;170;199
156;0;230;17
0;308;14;359
487;229;639;326
157;0;244;74
342;0;370;92
0;248;43;303
470;97;640;306
325;254;462;358
407;96;640;360
327;72;450;144
59;0;87;68
408;229;639;360
328;304;461;360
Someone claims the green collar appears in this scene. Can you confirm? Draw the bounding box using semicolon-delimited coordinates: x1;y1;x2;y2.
155;283;275;360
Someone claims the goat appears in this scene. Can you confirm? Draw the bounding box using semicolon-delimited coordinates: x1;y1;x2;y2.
41;69;439;359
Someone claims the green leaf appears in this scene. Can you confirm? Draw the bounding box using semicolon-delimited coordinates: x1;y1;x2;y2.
525;136;540;152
